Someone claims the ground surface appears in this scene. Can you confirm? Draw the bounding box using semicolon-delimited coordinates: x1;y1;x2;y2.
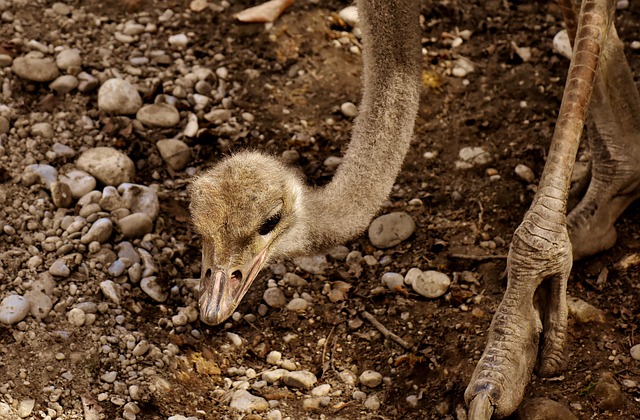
0;0;639;419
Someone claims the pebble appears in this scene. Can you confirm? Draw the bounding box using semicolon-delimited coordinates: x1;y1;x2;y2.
359;370;382;388
50;181;73;208
266;351;282;365
12;56;60;82
25;164;57;189
117;213;153;238
50;75;79;94
78;72;99;92
98;78;143;115
338;5;359;27
136;104;180;127
381;272;404;291
100;186;126;211
553;29;572;59
364;395;380;410
458;146;492;166
24;290;53;320
517;398;577;420
0;54;12;67
156;139;191;170
49;259;70;277
263;287;286;308
119;184;160;220
630;344;640;360
67;307;86;326
328;245;350;260
17;399;35;418
311;384;331;397
283;370;317;389
262;369;287;384
339;370;358;386
567;296;606;323
340;101;358;117
515;164;535;183
294;255;328;275
168;33;189;49
229;390;269;412
0;295;30;324
100;280;121;304
141;276;168;302
452;58;474;78
76;147;135;186
60;170;97;199
406;268;451;298
81;218;113;244
282;273;307;287
31;122;54;138
368;212;415;248
108;259;127;276
56;49;82;70
286;298;309;312
593;372;625;411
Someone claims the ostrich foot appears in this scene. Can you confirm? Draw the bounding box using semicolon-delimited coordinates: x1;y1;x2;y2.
568;25;640;260
465;213;571;418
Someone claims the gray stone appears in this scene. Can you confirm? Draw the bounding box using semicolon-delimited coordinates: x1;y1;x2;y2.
140;276;167;302
12;56;59;82
49;259;70;277
364;395;380;410
24;290;52;320
31;122;54;138
283;370;317;389
17;399;35;418
50;75;78;94
156;139;191;171
229;389;269;412
515;164;535;183
98;78;142;115
263;287;286;308
77;147;135;186
458;146;492;166
338;5;359;27
80;218;113;244
78;72;99;93
593;372;625;411
406;268;450;298
262;369;287;384
381;272;404;291
368;212;415;249
67;307;86;326
25;164;57;189
567;296;606;323
311;384;331;397
0;54;12;67
100;280;121;304
631;344;640;360
286;298;309;312
51;181;73;208
60;170;96;199
340;101;358;117
136;103;180;127
328;245;350;260
117;213;153;238
99;186;126;211
118;183;160;220
0;295;30;324
56;49;82;70
294;255;328;275
518;398;577;420
359;370;382;388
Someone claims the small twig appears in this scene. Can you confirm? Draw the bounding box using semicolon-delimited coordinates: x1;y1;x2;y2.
470;198;484;225
321;326;336;378
448;253;507;261
361;311;412;350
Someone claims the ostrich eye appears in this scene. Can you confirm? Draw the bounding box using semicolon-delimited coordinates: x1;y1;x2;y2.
258;211;282;236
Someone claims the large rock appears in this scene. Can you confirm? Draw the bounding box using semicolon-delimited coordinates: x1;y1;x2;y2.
368;212;415;248
136;104;180;127
97;78;142;115
76;147;135;186
156;139;191;170
12;56;60;82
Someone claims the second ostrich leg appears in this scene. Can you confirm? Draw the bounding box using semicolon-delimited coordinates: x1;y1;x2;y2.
463;0;635;417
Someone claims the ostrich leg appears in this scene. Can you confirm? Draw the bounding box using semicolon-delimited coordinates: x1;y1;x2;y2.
464;0;617;417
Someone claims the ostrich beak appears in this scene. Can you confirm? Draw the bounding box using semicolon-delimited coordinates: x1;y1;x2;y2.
198;245;268;325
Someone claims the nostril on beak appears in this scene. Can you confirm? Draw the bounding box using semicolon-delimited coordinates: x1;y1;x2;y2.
232;270;242;281
205;268;212;279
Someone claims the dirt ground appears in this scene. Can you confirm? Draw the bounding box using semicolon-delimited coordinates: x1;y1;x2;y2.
1;0;640;419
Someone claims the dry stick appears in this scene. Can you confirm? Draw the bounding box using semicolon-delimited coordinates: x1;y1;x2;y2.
321;326;336;377
361;310;412;350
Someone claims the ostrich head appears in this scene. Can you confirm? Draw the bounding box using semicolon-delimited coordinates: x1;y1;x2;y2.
189;152;307;325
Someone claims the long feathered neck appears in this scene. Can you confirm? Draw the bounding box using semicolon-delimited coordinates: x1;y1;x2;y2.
297;0;422;254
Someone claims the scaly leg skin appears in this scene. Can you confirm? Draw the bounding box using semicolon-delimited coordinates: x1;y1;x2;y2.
568;25;640;260
464;0;616;417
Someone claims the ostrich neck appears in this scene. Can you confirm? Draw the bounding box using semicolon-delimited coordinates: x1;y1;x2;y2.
303;0;421;253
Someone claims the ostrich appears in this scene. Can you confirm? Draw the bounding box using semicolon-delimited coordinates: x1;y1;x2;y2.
190;0;640;417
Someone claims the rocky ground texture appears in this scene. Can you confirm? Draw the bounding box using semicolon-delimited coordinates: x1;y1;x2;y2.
0;0;639;419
